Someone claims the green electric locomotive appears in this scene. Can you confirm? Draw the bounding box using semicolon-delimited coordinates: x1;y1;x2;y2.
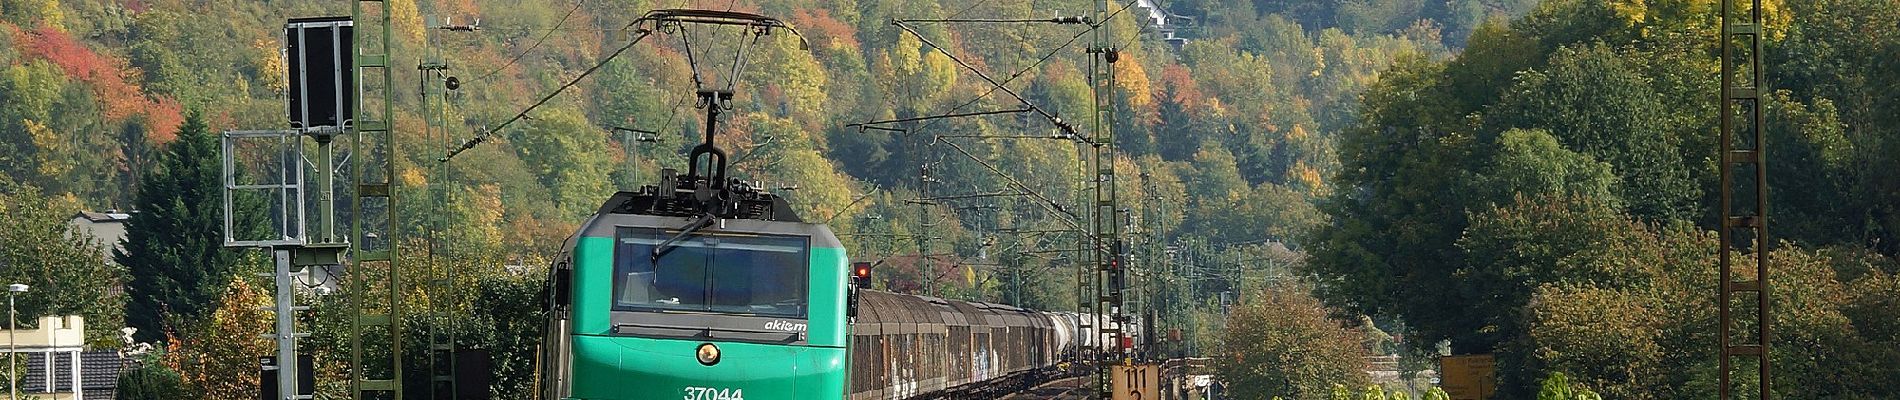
535;11;1088;400
539;189;850;400
535;180;1084;400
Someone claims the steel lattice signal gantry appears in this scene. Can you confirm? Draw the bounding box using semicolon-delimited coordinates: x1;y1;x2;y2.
1090;0;1126;397
1718;0;1770;396
352;0;403;398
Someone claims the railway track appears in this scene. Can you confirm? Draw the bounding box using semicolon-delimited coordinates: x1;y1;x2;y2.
1000;358;1209;400
999;376;1090;400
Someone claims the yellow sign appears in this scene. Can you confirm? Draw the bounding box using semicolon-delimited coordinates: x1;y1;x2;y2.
1112;364;1161;400
1440;354;1497;400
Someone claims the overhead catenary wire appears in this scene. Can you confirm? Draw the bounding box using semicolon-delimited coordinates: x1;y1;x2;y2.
467;0;586;84
909;191;1030;203
448;10;807;162
944;0;992;21
892;21;1078;136
845;0;1148;257
893;0;1144;141
442;27;654;162
936;134;1077;139
820;188;883;225
898;17;1090;24
934;138;1083;229
846;107;1031;132
680;24;705;89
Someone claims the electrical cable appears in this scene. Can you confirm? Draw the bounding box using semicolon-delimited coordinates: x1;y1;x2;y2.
899;18;1089;24
897;0;1144;140
650;93;693;146
945;0;992;21
468;0;586;84
299;265;336;289
866;13;1116;247
680;23;705;89
894;21;1075;135
935;139;1083;229
723;24;764;93
443;28;654;161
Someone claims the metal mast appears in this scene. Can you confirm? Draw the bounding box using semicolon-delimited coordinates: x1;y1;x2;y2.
920;163;936;297
1139;174;1157;361
1074;126;1092;373
1089;0;1125;396
351;0;403;397
420;16;461;400
1718;0;1770;396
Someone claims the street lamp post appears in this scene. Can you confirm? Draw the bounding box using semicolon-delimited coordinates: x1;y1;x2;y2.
8;283;29;400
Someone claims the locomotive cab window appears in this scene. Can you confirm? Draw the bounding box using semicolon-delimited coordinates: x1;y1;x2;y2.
611;227;810;318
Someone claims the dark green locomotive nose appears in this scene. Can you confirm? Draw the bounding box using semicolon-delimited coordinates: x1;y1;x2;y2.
567;335;845;400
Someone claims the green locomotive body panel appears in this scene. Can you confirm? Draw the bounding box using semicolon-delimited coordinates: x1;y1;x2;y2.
567;335;846;400
557;220;851;400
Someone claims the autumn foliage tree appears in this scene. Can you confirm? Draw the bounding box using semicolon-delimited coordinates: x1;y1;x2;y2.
163;277;272;400
1216;284;1369;400
0;179;124;344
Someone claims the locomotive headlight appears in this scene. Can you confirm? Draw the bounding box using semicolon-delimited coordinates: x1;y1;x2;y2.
696;343;721;366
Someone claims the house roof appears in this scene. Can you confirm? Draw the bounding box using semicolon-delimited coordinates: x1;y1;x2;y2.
20;350;126;399
71;211;132;223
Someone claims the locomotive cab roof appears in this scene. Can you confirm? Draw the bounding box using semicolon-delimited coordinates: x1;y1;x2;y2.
594;169;805;223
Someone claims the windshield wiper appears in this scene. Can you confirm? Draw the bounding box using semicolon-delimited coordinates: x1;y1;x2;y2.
652;214;717;262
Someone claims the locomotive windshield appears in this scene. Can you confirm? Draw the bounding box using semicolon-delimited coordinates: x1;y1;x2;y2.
611;227;810;318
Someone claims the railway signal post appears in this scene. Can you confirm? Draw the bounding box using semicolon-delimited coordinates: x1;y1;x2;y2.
222;15;366;400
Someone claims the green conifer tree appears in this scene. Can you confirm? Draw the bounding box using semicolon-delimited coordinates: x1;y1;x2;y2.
115;112;264;342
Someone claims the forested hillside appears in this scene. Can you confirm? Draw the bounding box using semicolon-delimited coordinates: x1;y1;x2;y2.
2;0;1493;397
3;0;1897;397
1304;0;1900;397
0;0;1491;308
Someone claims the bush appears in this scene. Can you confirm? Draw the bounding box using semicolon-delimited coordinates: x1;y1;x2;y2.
1216;283;1370;400
116;354;189;400
1536;372;1602;400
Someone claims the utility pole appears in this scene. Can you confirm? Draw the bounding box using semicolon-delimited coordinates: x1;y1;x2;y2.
1011;255;1022;305
351;0;404;397
919;163;935;297
420;15;467;400
1074;132;1092;371
1140;173;1157;361
1232;247;1244;304
1718;0;1770;395
1089;0;1126;395
855;214;883;279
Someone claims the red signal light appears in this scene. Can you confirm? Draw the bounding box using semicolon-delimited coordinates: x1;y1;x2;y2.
851;262;873;286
